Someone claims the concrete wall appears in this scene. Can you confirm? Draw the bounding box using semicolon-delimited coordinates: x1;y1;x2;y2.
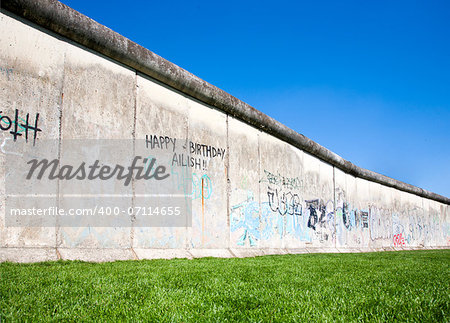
1;1;449;262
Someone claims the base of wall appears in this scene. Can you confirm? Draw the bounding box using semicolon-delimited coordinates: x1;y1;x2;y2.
1;246;449;263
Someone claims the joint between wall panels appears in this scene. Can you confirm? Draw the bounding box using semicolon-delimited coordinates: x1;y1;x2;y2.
130;71;138;249
55;50;67;250
226;114;231;248
333;166;336;248
185;115;190;250
257;132;261;225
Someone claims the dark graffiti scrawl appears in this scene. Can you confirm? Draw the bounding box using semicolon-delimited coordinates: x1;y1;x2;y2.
146;134;226;171
267;187;301;216
305;199;333;232
0;109;42;145
361;211;369;228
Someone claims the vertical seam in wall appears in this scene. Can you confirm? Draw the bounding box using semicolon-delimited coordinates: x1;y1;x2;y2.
368;181;372;248
421;195;425;247
225;114;230;249
130;71;137;256
185;109;190;250
333;166;336;249
390;188;393;248
55;50;67;258
257;132;261;227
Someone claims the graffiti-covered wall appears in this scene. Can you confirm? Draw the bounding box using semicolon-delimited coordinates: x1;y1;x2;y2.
0;1;448;262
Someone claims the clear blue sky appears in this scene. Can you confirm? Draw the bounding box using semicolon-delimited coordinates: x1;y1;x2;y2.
61;0;449;198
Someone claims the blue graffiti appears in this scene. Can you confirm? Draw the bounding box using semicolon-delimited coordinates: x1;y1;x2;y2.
231;192;261;246
170;166;213;200
231;191;333;245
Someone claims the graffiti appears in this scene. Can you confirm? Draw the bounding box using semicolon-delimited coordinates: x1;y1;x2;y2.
335;189;354;237
0;109;41;144
306;200;318;230
334;188;447;247
145;134;177;151
170;166;212;200
393;233;405;246
267;187;301;216
258;170;311;241
230;192;261;246
231;192;285;245
335;199;365;246
392;213;406;246
259;170;333;242
230;183;446;248
260;170;303;190
337;204;370;230
369;208;391;241
0;137;22;155
305;199;328;231
342;202;351;229
187;141;226;160
240;175;249;189
336;196;367;232
231;189;312;245
389;208;431;247
0;66;13;81
146;134;226;170
172;153;207;170
194;174;212;200
303;199;334;243
404;208;429;246
361;211;369;228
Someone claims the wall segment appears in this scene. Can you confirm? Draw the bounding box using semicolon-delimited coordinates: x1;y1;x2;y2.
0;0;448;262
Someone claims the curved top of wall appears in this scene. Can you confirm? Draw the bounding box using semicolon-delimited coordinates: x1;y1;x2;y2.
1;0;449;205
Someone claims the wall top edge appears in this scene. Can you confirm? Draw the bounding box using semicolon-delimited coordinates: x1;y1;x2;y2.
1;0;449;205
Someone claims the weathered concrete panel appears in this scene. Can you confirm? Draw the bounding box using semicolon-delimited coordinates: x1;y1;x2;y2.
186;97;228;249
282;144;308;250
256;132;337;251
393;191;419;249
426;199;448;247
57;35;135;256
300;151;335;249
354;177;373;249
335;168;369;250
133;74;189;251
228;117;261;250
258;132;293;249
0;12;63;259
368;181;393;249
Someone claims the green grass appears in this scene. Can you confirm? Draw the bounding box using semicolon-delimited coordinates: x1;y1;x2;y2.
0;250;449;322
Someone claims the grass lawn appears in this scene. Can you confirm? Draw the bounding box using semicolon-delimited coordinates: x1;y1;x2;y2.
0;250;449;321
